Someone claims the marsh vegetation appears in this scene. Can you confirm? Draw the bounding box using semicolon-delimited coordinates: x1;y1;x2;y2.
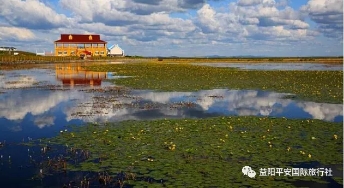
0;62;342;187
86;63;343;103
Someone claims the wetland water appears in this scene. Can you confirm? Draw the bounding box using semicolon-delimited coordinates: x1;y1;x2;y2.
0;63;342;187
191;62;343;71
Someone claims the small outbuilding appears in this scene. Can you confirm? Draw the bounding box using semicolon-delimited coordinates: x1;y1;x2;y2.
108;44;124;57
0;47;17;51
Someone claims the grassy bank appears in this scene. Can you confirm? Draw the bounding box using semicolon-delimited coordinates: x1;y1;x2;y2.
85;63;343;103
0;55;343;64
36;116;343;187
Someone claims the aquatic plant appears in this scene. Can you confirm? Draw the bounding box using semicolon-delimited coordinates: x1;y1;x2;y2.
85;63;343;103
35;116;342;187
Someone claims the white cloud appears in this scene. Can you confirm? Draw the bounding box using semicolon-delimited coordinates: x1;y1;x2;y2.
0;0;72;29
194;2;315;45
197;4;222;33
0;0;342;56
237;0;273;7
0;26;36;40
300;0;343;38
301;0;342;15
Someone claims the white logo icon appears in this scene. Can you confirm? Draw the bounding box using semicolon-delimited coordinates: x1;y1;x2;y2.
242;166;256;178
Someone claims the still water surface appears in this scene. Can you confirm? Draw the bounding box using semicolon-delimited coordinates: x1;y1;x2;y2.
0;63;342;187
192;63;343;71
1;64;342;141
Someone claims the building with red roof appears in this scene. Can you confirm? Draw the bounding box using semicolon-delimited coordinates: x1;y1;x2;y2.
54;34;107;57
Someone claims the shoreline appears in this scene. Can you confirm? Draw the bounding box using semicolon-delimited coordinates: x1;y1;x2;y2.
0;56;343;65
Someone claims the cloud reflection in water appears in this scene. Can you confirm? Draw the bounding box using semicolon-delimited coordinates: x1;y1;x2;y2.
0;67;342;133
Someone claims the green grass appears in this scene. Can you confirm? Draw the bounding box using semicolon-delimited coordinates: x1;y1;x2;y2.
39;116;343;187
85;63;343;103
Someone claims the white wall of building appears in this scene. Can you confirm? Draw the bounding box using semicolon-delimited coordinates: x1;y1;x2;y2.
108;44;124;56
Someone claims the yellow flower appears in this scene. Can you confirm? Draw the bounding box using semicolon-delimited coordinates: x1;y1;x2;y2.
334;134;338;140
308;154;311;158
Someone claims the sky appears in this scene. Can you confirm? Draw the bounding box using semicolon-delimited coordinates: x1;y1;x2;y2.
0;0;343;57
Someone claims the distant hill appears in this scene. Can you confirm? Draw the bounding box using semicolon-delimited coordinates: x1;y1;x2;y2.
205;55;264;58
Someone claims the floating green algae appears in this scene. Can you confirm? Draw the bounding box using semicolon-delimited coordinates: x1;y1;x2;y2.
85;63;343;103
40;116;342;187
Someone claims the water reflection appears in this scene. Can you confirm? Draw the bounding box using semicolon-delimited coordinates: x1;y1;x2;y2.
0;64;342;187
65;89;343;123
0;63;114;90
0;69;51;89
0;89;81;121
0;65;342;139
0;87;342;136
55;64;108;86
192;63;343;71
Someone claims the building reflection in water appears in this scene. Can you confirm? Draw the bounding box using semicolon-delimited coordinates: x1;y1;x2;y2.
55;64;108;87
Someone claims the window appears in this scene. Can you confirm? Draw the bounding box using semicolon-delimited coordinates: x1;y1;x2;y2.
100;51;104;55
70;51;75;55
63;51;67;55
56;43;63;47
85;44;91;48
95;51;99;55
98;44;104;48
58;51;62;55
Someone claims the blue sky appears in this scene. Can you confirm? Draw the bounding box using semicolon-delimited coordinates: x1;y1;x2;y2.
0;0;342;57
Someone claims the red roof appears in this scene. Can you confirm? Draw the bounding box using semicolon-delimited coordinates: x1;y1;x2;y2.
55;34;107;43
